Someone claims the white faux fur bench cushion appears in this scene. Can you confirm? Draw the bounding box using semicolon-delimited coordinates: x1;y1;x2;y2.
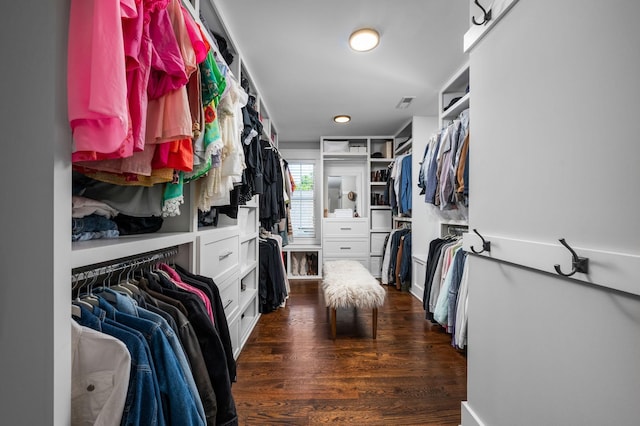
322;260;386;309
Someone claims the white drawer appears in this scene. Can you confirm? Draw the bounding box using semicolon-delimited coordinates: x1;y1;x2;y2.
323;218;368;237
323;239;369;256
199;232;239;281
218;273;239;320
324;256;370;271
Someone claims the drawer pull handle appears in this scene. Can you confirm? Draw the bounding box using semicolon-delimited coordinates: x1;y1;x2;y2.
340;227;352;230
340;247;351;250
219;251;233;260
223;299;233;309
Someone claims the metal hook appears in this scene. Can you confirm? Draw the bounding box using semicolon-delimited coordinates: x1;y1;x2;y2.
554;238;589;277
472;0;492;26
470;229;491;254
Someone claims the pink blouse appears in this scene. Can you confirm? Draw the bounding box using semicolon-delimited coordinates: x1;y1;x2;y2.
147;3;188;100
181;5;209;64
68;0;137;160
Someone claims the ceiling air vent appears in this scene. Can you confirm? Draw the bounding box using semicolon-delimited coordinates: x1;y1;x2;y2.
395;96;415;109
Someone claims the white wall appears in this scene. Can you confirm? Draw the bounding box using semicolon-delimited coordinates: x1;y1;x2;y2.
410;116;441;258
465;0;640;425
0;0;71;424
411;116;441;300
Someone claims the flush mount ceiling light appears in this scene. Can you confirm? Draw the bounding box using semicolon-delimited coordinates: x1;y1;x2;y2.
333;115;351;123
349;28;380;52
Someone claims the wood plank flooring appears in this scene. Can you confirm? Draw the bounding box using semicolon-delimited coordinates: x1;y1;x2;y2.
231;280;467;425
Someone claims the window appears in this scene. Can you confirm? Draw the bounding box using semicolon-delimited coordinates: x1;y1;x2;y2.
289;162;316;239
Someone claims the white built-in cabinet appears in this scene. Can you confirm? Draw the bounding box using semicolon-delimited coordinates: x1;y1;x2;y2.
408;63;470;302
0;0;275;422
369;138;394;277
320;136;399;277
392;120;413;231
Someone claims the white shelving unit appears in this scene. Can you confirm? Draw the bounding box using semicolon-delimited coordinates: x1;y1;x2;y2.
318;136;399;278
320;137;370;273
9;2;284;422
282;245;322;279
368;137;394;277
237;195;260;355
392;121;413;229
438;61;470;231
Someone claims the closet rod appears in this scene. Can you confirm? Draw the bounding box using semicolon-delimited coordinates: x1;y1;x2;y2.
443;224;469;237
71;246;179;284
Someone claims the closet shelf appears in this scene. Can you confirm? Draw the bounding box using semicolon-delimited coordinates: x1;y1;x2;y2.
240;233;258;243
240;261;258;279
441;93;470;121
71;232;195;269
370;158;393;163
281;244;322;251
370;182;387;186
239;288;258;312
322;152;369;158
392;216;412;223
394;138;412;155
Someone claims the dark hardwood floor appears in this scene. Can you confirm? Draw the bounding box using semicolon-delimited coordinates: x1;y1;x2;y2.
231;280;467;425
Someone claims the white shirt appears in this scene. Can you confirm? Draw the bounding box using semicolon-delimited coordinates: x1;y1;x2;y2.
380;229;398;284
454;260;470;349
71;319;131;426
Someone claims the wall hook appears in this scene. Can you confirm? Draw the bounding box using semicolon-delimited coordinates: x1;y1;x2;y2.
554;238;589;277
470;229;491;254
472;0;492;26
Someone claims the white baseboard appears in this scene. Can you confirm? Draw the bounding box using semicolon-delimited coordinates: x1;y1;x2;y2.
461;402;485;426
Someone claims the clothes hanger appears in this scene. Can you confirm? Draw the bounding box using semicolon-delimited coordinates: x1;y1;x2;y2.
110;265;134;297
71;303;82;318
119;259;143;293
79;273;101;307
72;273;94;311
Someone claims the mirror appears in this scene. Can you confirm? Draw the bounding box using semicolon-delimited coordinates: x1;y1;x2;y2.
324;160;365;217
327;175;359;214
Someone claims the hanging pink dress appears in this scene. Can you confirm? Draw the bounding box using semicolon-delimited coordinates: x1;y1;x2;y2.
68;0;137;161
148;0;197;172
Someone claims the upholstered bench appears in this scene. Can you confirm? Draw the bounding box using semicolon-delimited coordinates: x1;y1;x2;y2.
322;260;386;339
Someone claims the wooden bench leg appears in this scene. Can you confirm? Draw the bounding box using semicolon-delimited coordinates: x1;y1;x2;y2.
372;308;378;339
330;307;337;340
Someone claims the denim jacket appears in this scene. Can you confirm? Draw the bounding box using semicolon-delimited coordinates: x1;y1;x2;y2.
74;304;165;426
95;289;207;424
97;298;204;426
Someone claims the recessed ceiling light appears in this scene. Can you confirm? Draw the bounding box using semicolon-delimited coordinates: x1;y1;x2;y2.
349;28;380;52
333;115;351;123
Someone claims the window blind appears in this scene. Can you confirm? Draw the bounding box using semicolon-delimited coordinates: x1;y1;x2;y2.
289;163;315;238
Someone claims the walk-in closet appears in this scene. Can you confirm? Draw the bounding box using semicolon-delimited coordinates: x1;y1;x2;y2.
3;0;639;425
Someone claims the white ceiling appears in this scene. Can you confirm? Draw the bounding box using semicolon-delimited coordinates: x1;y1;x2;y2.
213;0;470;144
